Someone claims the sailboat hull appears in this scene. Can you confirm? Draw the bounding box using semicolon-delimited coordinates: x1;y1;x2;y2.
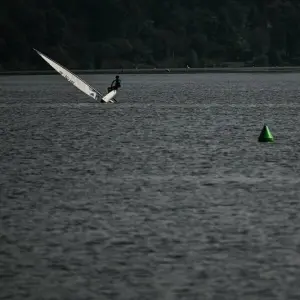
101;90;117;103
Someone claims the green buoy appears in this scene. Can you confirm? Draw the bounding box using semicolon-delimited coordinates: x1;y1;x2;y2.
258;124;274;142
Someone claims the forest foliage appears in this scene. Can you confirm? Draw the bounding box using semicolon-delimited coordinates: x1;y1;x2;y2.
1;0;300;70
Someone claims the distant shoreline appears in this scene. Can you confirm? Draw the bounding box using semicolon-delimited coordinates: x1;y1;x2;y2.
1;66;300;76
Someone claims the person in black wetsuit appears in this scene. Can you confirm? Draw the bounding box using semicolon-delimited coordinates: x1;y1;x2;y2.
107;75;121;93
101;75;121;103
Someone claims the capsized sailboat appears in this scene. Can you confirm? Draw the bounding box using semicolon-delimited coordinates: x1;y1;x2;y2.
33;48;117;103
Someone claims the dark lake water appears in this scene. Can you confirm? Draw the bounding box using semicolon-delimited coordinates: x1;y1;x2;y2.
1;73;300;299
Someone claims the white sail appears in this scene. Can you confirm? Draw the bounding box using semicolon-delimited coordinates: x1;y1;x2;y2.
34;48;102;100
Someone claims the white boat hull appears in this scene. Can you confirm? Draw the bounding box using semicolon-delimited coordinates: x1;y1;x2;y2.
101;90;117;103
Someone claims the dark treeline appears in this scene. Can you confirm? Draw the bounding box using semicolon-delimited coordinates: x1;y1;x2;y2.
1;0;300;70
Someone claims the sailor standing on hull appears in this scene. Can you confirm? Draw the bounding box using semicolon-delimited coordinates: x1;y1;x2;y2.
101;75;121;103
108;75;121;93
